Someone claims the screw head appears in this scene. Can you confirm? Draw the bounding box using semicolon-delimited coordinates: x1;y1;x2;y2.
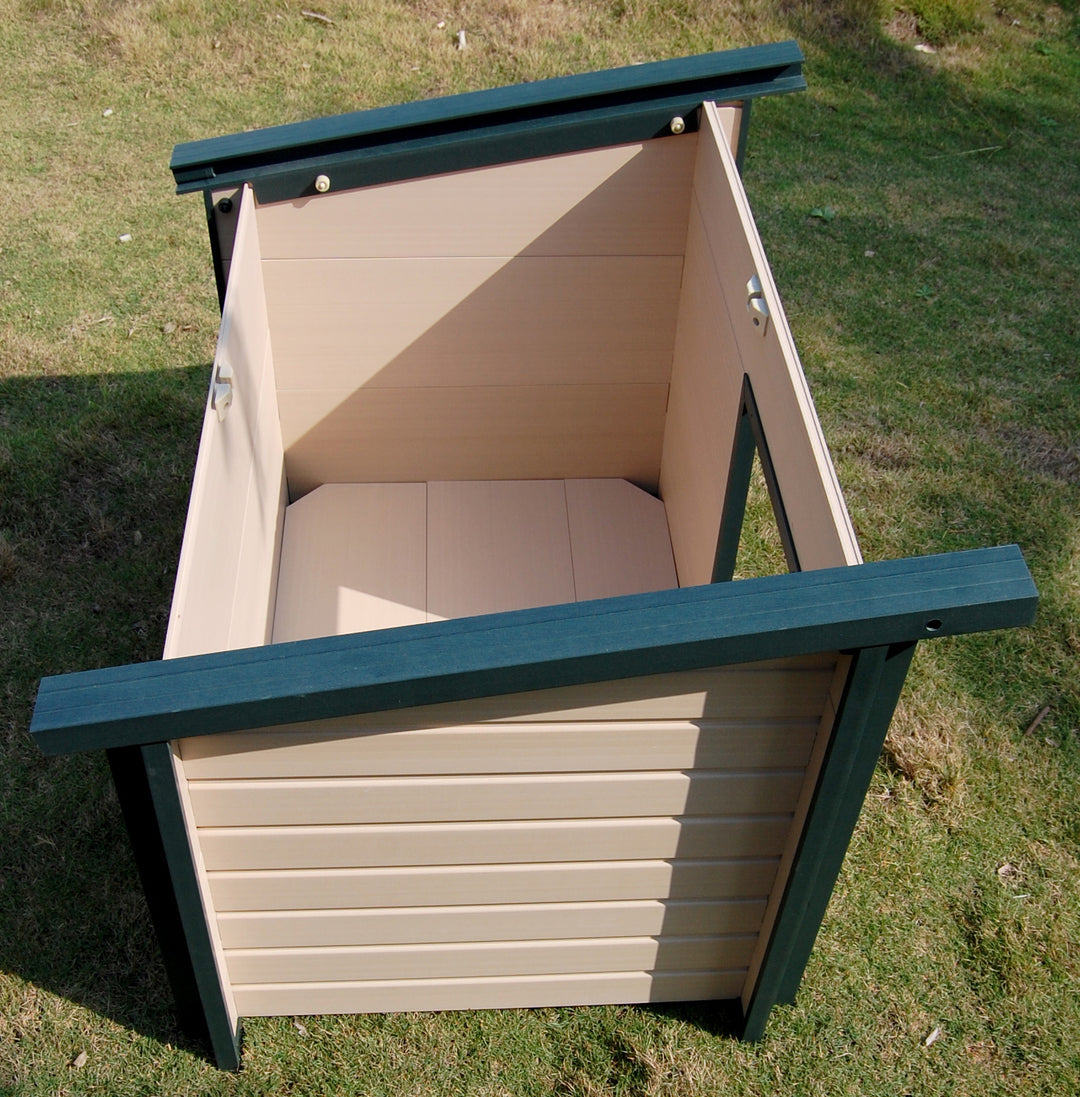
314;174;331;193
669;116;686;135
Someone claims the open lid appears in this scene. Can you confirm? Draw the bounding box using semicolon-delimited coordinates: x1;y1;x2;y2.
169;41;805;203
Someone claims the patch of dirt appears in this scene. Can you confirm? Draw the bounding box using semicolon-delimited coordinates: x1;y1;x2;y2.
996;424;1080;485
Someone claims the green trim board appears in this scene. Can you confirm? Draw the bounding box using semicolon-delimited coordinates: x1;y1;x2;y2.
738;641;916;1039
140;742;241;1071
170;42;804;203
31;547;1036;756
105;746;214;1051
713;374;799;582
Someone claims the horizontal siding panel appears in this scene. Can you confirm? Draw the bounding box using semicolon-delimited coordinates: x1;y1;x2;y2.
233;968;745;1016
280;383;667;497
265;256;682;391
254;138;697;259
187;770;806;826
198;815;793;871
209;857;780;911
180;720;820;779
224;933;757;983
216;897;769;948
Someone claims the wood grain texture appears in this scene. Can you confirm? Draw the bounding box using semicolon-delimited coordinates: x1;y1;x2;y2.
208;858;781;911
272;483;427;643
216;898;769;948
231;968;747;1016
280;385;668;497
427;480;575;620
256;138;697;260
224;933;756;984
659;198;746;587
180;718;821;779
187;770;805;826
198;815;793;871
265;256;681;393
164;185;285;658
692;103;861;570
565;479;677;601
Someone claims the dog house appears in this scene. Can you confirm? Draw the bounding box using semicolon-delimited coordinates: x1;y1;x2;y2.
30;43;1037;1071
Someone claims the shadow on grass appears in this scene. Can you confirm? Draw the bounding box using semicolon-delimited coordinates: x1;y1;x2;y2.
0;364;211;1056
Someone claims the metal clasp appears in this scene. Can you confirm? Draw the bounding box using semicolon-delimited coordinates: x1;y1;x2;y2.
212;362;233;422
746;274;770;336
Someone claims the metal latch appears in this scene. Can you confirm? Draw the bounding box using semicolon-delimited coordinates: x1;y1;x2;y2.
746;274;770;336
212;362;233;422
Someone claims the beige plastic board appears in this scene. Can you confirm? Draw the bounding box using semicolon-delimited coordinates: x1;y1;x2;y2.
224;934;758;984
186;769;805;827
272;483;427;643
256;136;697;259
207;858;782;912
197;815;793;871
564;478;677;601
691;102;861;571
181;718;821;780
232;969;747;1017
164;184;285;658
659;102;861;584
427;480;575;620
265;255;682;392
280;385;668;497
659;199;748;586
270;478;679;639
216;897;769;949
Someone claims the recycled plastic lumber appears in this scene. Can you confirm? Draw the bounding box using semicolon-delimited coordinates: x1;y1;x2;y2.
31;546;1037;756
170;42;805;201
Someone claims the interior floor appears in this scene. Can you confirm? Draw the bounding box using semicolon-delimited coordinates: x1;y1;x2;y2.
272;479;678;643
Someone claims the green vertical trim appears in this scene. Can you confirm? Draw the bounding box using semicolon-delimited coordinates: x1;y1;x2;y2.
203;190;227;313
106;747;212;1048
712;378;757;583
713;375;799;582
739;641;916;1039
141;742;241;1070
735;98;753;173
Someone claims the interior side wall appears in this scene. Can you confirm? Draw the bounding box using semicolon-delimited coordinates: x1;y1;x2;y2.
660;103;861;587
164;185;286;659
254;137;698;498
175;652;839;1018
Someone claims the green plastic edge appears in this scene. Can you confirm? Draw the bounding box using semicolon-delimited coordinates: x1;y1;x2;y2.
169;42;804;200
31;547;1037;757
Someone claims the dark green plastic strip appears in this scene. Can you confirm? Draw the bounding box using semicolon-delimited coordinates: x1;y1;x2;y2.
141;742;241;1070
170;42;804;201
31;547;1036;756
713;374;799;582
739;641;916;1039
106;746;213;1050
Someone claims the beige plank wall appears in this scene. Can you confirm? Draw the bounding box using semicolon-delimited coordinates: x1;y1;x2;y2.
660;105;861;585
176;653;840;1017
164;185;286;658
254;137;698;497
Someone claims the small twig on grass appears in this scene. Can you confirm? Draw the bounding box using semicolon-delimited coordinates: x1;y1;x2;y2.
301;10;334;26
928;145;1003;159
1024;704;1051;736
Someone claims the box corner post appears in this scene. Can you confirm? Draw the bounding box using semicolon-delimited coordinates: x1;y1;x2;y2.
736;640;916;1040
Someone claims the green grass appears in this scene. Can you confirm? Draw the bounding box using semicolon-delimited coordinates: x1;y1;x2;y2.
1;0;1078;1093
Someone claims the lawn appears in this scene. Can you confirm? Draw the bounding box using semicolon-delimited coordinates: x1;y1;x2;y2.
1;1;1078;1093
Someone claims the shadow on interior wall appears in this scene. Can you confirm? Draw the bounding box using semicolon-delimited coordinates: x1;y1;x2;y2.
0;364;214;1054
